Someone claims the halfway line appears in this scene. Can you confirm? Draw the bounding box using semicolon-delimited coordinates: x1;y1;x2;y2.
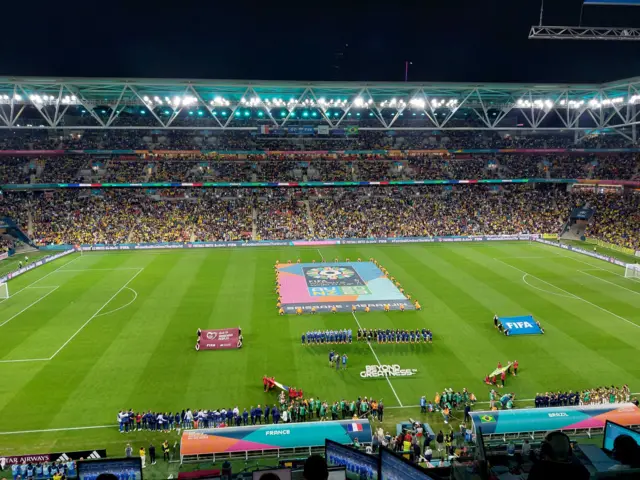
351;311;403;407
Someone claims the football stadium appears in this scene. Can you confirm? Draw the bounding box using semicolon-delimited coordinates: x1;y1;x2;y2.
1;68;640;479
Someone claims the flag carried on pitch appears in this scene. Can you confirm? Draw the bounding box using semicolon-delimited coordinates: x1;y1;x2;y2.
347;423;363;432
488;362;513;378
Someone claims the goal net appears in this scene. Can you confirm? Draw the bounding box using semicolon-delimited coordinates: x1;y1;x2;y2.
624;263;640;279
0;282;8;299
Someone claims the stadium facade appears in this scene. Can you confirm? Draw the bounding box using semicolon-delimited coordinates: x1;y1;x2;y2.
0;76;639;140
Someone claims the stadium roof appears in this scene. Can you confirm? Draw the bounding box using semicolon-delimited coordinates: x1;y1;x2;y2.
0;76;639;135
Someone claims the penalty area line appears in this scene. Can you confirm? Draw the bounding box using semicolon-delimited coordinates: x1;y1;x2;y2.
351;311;404;407
317;248;325;262
494;258;640;330
47;268;144;360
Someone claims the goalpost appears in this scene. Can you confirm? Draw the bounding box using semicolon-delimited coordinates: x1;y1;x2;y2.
0;282;8;299
624;263;640;279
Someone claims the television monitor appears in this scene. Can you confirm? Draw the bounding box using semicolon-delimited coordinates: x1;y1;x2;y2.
253;468;292;480
77;457;143;480
325;439;379;480
603;420;640;452
328;467;347;480
379;448;435;480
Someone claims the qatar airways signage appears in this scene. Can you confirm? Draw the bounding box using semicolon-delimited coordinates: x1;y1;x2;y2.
196;328;240;351
0;449;106;465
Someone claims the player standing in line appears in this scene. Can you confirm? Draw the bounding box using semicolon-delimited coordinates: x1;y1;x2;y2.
301;332;306;345
342;353;348;369
513;360;518;376
493;314;499;329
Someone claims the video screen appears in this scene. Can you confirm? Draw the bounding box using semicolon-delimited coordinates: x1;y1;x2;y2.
380;448;435;480
77;457;143;480
603;420;640;452
325;439;378;480
253;468;292;480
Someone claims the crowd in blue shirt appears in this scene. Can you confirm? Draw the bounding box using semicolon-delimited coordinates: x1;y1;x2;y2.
9;460;75;480
301;329;352;345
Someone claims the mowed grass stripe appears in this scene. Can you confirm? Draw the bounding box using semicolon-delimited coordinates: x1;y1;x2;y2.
442;246;603;392
468;246;640;387
0;253;176;431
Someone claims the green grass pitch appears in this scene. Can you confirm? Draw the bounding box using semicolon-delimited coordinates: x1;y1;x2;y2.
1;241;639;462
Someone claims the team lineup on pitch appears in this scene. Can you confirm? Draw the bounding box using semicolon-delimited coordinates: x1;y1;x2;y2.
0;241;638;452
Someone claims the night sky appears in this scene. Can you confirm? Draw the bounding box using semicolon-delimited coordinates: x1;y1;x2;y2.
1;0;640;83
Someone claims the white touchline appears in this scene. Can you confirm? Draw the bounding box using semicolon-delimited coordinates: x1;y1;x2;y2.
351;311;404;407
495;258;640;330
0;286;60;327
317;248;325;262
579;270;640;297
0;254;82;304
47;268;144;360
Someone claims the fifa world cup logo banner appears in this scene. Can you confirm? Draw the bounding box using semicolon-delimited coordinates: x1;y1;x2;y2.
196;328;241;351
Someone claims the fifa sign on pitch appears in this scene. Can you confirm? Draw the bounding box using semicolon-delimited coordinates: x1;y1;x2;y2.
360;364;417;378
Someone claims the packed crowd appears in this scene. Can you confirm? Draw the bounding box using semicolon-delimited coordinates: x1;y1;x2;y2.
534;385;632;407
0;129;637;151
3;459;75;480
1;185;638;250
0;153;638;185
115;393;385;434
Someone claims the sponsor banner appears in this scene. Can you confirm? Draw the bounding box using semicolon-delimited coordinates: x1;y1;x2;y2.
0;252;7;262
471;403;640;435
593;239;636;256
536;239;627;267
287;126;315;135
180;419;371;456
75;235;539;252
0;249;75;284
636;251;640;258
197;328;240;350
542;233;558;240
1;449;106;465
317;125;329;135
360;365;417;378
1;179;576;189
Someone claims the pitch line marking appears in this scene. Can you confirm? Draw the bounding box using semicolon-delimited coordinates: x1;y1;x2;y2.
95;287;138;318
495;258;640;330
522;274;574;298
48;268;144;360
317;248;325;262
351;311;404;407
0;286;60;327
579;270;640;297
0;357;51;364
55;268;144;272
0;254;81;304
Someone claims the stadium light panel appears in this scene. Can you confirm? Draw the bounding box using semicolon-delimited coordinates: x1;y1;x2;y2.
222;111;227;116
189;111;194;115
198;110;204;116
312;111;317;117
281;111;287;117
244;110;250;117
164;110;170;114
140;109;146;114
303;111;309;117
